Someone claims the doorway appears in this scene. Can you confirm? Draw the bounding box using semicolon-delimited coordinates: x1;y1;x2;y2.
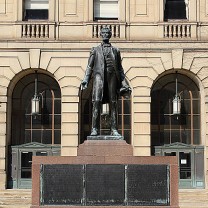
10;142;60;189
151;73;204;188
8;72;61;189
155;143;204;189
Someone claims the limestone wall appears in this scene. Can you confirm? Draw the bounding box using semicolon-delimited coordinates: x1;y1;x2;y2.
0;0;208;40
0;42;207;189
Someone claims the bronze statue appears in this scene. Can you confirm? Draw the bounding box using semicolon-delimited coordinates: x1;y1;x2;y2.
81;26;131;136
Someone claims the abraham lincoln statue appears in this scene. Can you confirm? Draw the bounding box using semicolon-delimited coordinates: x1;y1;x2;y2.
81;26;131;137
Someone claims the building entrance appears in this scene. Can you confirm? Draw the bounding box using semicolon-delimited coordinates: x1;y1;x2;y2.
155;143;204;189
9;142;60;189
8;71;61;189
151;73;204;189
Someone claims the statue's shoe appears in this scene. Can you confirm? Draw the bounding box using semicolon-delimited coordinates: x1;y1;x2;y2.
90;128;98;136
111;129;121;136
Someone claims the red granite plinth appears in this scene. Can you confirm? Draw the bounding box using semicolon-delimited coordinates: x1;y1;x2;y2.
77;140;133;156
31;140;180;208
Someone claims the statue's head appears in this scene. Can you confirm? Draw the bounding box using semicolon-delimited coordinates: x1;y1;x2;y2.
100;26;112;41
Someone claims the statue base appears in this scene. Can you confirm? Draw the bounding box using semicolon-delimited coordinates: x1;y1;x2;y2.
77;140;132;156
30;140;180;208
87;135;124;140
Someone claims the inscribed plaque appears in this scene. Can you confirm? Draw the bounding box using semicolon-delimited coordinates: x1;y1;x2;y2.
127;165;170;206
41;164;83;205
85;164;125;206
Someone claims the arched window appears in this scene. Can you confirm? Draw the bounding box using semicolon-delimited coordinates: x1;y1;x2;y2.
11;73;61;145
151;73;205;189
9;72;61;189
80;84;131;144
151;73;200;151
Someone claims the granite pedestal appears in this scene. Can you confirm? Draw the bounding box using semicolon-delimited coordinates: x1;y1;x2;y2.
87;135;124;140
30;140;180;208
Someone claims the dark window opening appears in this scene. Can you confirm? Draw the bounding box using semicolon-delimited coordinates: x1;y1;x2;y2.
179;152;191;179
94;17;118;21
24;9;48;20
23;0;49;20
21;152;32;178
164;0;187;20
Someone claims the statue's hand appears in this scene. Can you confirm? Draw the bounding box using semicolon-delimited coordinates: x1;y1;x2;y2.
81;80;88;90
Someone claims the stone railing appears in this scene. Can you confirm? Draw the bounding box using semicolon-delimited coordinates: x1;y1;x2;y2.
20;22;55;39
92;23;122;38
162;22;197;39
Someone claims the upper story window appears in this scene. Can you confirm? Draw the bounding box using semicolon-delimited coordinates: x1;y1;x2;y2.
164;0;188;20
24;0;49;20
94;0;119;20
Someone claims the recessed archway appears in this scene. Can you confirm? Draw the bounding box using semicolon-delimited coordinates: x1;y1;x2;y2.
79;80;132;144
151;72;200;151
151;71;204;189
7;69;61;188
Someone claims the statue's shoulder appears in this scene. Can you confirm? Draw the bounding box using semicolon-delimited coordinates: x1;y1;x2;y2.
90;45;102;55
111;45;119;50
94;44;102;50
89;47;96;55
112;46;120;54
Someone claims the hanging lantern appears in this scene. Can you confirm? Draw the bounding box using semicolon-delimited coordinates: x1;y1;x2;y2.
102;103;109;115
173;95;181;115
31;71;40;115
172;74;181;115
31;96;40;115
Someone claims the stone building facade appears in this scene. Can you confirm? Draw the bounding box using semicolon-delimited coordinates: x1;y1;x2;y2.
0;0;207;203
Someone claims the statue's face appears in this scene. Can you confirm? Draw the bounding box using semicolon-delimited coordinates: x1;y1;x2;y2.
100;29;111;41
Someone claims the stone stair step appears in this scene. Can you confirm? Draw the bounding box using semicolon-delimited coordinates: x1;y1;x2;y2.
179;189;208;208
0;189;208;208
0;206;30;208
180;206;208;208
0;189;31;208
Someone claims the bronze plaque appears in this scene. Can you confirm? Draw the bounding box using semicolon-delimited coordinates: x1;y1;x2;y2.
127;165;170;206
85;164;125;206
41;164;84;205
40;164;170;206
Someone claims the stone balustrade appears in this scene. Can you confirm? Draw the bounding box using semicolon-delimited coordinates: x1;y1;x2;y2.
163;23;197;39
92;23;121;38
13;21;199;40
21;22;52;38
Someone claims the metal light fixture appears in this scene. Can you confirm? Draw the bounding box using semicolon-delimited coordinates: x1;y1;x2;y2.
31;70;40;115
172;72;181;115
102;103;109;115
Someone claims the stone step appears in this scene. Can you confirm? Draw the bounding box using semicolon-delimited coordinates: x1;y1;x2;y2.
0;189;31;208
0;205;30;208
180;205;208;208
181;206;208;208
179;189;208;208
0;189;208;208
